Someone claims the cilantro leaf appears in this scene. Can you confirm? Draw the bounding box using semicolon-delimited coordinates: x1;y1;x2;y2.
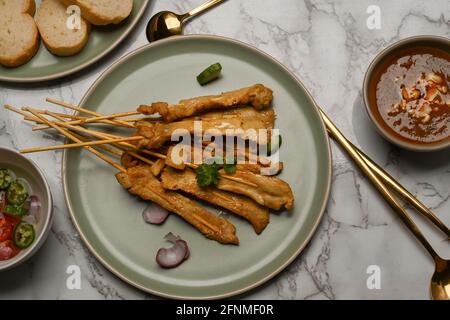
196;164;220;187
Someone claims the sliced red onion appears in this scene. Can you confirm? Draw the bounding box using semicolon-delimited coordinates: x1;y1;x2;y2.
28;195;41;220
142;203;169;225
156;232;190;268
164;232;190;259
0;242;13;261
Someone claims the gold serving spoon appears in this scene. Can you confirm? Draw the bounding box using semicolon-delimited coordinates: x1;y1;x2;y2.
319;108;450;300
146;0;226;42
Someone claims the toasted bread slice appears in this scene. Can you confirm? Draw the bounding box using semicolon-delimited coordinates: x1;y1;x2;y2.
0;0;40;67
59;0;133;25
36;0;90;57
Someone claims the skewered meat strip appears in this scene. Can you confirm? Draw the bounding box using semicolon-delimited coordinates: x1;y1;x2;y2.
137;107;275;150
138;84;273;122
121;152;141;168
121;146;282;177
163;143;283;175
116;165;239;245
161;167;270;234
150;159;165;176
216;170;294;210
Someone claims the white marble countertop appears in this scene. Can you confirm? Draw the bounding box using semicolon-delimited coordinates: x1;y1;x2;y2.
0;0;449;300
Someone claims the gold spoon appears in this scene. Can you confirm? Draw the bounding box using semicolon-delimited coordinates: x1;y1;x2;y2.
146;0;226;42
319;108;450;300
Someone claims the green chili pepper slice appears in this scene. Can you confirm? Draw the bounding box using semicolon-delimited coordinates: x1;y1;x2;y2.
6;181;29;206
13;222;35;249
0;169;13;190
4;205;28;217
197;63;222;86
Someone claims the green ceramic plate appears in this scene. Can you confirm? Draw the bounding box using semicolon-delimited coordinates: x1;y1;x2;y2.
63;35;332;299
0;0;149;83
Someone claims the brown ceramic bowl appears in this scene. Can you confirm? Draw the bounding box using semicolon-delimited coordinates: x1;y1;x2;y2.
363;35;450;152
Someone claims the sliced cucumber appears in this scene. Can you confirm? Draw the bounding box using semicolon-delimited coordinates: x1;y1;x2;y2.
197;63;222;86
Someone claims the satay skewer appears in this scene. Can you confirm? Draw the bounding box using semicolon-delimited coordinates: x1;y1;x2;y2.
23;108;126;173
6;104;135;128
46;112;154;167
46;98;134;128
9;104;259;188
32;109;138;131
20;136;143;154
70;132;124;157
26;109;225;236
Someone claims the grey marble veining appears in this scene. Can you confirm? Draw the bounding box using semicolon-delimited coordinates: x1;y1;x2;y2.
0;0;449;300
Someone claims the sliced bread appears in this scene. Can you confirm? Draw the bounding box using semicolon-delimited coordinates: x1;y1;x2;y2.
59;0;133;25
0;0;40;67
36;0;90;57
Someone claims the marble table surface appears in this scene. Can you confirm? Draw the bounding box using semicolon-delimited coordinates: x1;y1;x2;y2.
0;0;449;300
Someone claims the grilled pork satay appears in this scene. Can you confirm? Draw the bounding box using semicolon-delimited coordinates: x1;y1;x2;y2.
162;141;282;174
138;84;273;123
216;170;294;211
150;159;166;176
121;152;141;168
121;145;282;178
136;107;275;150
116;165;239;245
161;168;270;234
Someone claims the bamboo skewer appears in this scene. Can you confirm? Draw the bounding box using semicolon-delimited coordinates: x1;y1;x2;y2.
31;116;134;129
46;98;134;128
70;132;124;157
193;217;221;234
122;117;162;123
31;114;158;130
33;109;138;131
43;111;143;144
17;108;150;167
212;191;234;202
30;110;90;120
4;105;79;128
24;108;126;173
5;104;44;120
46;112;154;167
5;104;131;129
20;136;143;154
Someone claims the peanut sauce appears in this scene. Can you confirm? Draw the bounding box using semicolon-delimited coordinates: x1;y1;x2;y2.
369;47;450;144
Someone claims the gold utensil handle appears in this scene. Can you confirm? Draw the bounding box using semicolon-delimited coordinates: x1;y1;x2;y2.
182;0;225;21
349;141;450;238
319;109;441;261
325;124;449;238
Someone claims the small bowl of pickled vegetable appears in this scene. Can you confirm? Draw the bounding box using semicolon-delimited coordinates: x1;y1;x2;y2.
0;147;52;271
